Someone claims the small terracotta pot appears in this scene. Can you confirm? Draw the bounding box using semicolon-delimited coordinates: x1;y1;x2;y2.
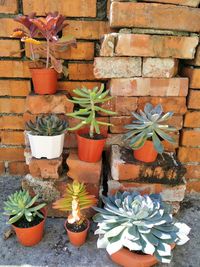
110;248;158;267
134;140;158;163
31;68;58;95
64;219;90;247
77;128;107;163
12;208;47;247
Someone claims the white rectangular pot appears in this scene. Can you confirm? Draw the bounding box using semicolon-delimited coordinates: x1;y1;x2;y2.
27;133;65;159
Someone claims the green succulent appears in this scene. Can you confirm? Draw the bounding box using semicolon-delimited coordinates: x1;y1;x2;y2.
124;103;176;154
26;114;68;136
93;192;190;263
67;84;116;139
3;190;46;224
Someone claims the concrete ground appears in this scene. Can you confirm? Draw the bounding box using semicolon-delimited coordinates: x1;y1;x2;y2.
0;175;200;267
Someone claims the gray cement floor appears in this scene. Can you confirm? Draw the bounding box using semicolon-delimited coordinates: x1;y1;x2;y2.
0;175;200;267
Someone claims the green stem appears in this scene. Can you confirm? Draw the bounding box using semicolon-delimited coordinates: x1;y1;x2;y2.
46;39;50;69
89;97;95;139
30;43;35;61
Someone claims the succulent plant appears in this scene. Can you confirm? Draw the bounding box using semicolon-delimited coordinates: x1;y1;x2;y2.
93;192;190;263
26;114;68;136
124;103;176;154
67;85;116;139
3;190;46;224
53;181;97;224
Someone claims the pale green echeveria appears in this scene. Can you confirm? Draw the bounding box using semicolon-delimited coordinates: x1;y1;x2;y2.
3;190;46;224
93;192;190;263
124;103;176;154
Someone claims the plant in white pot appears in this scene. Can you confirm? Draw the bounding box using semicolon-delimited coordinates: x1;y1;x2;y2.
93;192;190;267
26;114;68;159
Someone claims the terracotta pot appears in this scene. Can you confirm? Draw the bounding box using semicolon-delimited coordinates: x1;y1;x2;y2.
77;128;107;163
64;219;90;247
12;208;47;247
110;248;158;267
134;140;158;163
31;68;58;94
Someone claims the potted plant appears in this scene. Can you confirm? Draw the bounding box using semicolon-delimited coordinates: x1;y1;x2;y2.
124;103;176;163
12;12;76;94
26;114;68;159
93;192;190;267
53;181;97;246
3;190;46;246
67;84;116;162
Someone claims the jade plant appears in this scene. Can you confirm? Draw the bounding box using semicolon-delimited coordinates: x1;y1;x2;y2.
93;192;190;263
3;190;46;224
124;103;176;154
67;84;116;139
26;114;68;136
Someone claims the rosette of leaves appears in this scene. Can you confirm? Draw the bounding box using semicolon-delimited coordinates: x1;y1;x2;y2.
93;192;190;263
124;103;176;154
26;114;68;136
53;181;97;224
67;84;116;138
3;190;46;224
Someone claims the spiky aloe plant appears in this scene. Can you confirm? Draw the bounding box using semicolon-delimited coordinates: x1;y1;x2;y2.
124;103;176;154
67;85;116;139
26;114;68;136
53;181;97;224
93;192;190;263
3;190;46;224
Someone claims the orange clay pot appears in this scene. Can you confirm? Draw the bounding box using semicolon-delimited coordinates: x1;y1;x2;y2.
64;219;90;247
77;128;107;163
110;248;158;267
31;68;58;95
134;140;158;163
12;208;47;247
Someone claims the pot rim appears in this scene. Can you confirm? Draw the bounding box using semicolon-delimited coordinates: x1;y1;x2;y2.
64;218;90;234
30;68;57;72
27;132;65;138
77;130;107;140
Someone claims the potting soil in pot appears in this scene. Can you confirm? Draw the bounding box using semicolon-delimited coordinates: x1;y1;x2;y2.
66;219;88;232
12;214;43;228
80;133;105;140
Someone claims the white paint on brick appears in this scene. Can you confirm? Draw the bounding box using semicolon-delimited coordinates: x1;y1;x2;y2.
110;145;125;180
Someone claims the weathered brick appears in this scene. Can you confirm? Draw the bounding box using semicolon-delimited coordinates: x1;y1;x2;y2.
58;81;101;96
94;57;142;78
111;0;200;7
0;61;30;78
187;45;200;66
0;162;5;175
186;181;200;193
181;130;200;147
0;0;18;14
109;78;188;97
0;40;21;57
184;111;200;128
67;150;102;184
0;148;25;161
68;63;96;80
110;2;200;32
29;157;63;179
25;94;73;114
0;80;30;97
0;18;16;37
110;145;185;183
9;161;29;175
0;116;24;130
185;165;200;180
182;67;200;89
188;90;200;109
100;33;117;57
178;147;200;163
64;133;77;149
23;0;96;17
0;131;24;145
143;58;178;78
0;98;26;113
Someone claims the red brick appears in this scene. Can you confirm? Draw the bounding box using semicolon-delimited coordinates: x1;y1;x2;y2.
0;18;17;37
58;81;101;96
184;111;200;128
109;78;188;97
0;131;25;145
29;157;63;179
100;33;117;57
67;150;102;184
181;130;200;147
9;162;29;175
182;67;200;89
0;162;5;175
187;45;200;66
178;147;200;163
185;165;200;180
0;0;18;14
139;0;200;7
68;63;96;80
142;58;178;78
0;61;30;78
64;133;77;149
25;94;74;114
0;148;25;161
0;40;21;57
110;2;200;32
0;98;26;113
188;90;200;109
0;116;24;130
23;0;96;17
0;80;30;97
186;181;200;193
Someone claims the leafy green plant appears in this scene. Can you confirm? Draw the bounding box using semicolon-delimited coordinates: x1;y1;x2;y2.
26;114;68;136
3;190;46;224
93;192;190;263
67;85;116;139
53;181;97;224
124;103;176;154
